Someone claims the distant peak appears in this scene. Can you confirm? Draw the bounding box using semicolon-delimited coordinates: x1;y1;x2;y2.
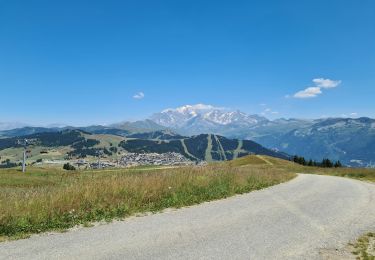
151;104;268;129
162;104;222;113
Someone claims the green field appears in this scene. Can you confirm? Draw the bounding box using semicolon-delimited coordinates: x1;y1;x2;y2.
0;132;127;165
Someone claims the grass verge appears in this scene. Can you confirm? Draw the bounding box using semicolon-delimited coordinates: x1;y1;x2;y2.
351;232;375;260
255;155;375;183
296;165;375;183
0;159;295;241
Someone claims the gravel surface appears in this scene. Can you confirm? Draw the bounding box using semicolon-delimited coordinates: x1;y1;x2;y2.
1;174;375;260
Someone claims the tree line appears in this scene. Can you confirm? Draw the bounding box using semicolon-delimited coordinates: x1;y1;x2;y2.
292;155;342;168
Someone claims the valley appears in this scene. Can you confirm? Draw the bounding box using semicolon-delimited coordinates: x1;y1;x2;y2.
2;104;374;167
0;120;374;259
0;129;288;170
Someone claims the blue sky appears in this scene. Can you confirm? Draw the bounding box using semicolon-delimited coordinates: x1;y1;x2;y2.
0;0;374;126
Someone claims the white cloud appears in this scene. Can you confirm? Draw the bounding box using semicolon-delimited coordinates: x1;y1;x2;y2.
294;87;322;98
133;92;145;100
292;78;341;99
350;112;358;117
312;78;341;89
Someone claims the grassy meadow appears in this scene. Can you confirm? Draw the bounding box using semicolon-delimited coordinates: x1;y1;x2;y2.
0;156;295;240
1;154;374;241
272;158;375;183
303;167;375;183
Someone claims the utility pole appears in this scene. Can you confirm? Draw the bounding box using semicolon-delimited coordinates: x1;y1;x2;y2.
98;153;101;169
96;150;102;169
17;139;28;173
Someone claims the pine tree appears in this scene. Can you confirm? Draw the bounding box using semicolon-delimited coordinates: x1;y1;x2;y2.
293;155;299;163
334;161;342;168
321;159;328;167
322;159;333;168
308;160;313;166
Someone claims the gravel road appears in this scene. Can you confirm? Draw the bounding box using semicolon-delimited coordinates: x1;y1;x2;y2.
1;174;375;259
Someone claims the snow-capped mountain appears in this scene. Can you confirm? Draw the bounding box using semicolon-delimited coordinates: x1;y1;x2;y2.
2;104;374;167
150;105;375;166
151;104;268;131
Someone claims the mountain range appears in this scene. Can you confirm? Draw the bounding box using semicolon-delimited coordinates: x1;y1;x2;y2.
0;130;287;164
151;105;375;167
1;104;374;167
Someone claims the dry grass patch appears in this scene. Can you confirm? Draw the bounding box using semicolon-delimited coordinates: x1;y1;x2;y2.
227;155;268;166
254;156;375;183
296;167;375;183
0;163;295;240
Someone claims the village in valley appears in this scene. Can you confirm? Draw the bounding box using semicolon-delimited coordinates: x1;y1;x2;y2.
30;151;198;170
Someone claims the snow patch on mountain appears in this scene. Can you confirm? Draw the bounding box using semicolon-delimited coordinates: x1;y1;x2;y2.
162;104;219;114
151;104;267;128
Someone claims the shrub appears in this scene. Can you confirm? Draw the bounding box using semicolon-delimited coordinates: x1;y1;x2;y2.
63;163;76;171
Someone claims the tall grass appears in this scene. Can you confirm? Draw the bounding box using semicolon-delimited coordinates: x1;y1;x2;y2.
2;154;373;241
253;155;375;182
280;163;375;182
0;164;295;239
310;167;375;182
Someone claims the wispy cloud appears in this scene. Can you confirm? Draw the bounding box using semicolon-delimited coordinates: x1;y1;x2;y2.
294;87;322;98
261;107;279;116
292;78;341;99
133;92;145;100
313;78;341;88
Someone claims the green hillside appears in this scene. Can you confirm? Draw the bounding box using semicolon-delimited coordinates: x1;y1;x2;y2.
0;130;125;165
119;134;289;162
0;130;289;167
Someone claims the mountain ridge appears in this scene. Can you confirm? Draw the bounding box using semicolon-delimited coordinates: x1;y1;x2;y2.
1;104;374;167
0;129;288;164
